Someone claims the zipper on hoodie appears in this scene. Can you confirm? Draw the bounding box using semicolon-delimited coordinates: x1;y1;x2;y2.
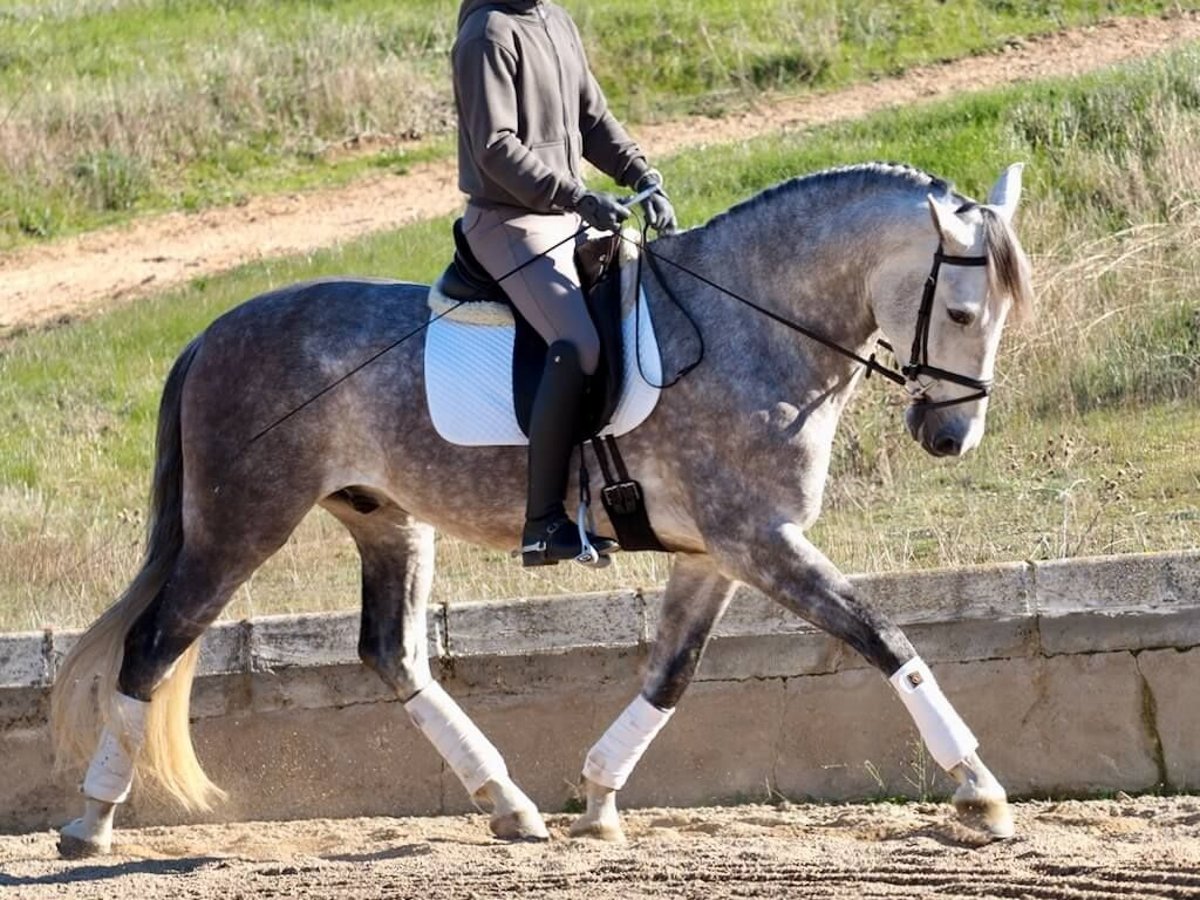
536;1;577;179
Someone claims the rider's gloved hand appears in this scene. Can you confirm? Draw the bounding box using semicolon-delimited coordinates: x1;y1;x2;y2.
573;191;631;233
635;169;678;234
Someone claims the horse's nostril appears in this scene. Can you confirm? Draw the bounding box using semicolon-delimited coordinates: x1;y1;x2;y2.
934;433;961;456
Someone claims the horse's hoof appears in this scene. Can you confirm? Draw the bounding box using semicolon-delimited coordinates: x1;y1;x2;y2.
57;820;111;859
954;795;1015;840
569;815;626;843
490;809;550;842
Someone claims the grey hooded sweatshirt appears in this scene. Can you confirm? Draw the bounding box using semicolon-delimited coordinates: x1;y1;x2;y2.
453;0;652;212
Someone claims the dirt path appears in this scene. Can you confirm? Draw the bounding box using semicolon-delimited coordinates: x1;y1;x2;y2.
2;13;1198;336
2;797;1199;898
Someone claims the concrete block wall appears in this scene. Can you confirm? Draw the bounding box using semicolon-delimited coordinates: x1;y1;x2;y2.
0;550;1197;833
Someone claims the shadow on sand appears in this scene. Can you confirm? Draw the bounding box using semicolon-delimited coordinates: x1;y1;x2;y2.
0;856;224;887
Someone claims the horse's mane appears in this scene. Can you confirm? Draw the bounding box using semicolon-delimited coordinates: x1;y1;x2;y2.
705;161;954;228
705;161;1033;318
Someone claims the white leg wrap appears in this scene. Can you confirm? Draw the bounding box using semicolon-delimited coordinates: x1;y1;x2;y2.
404;682;507;795
582;695;674;791
889;657;978;771
82;693;149;805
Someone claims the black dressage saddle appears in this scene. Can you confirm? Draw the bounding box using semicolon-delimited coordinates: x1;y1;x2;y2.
436;218;627;444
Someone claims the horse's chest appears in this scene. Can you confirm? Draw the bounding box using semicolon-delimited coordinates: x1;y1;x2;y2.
729;404;836;504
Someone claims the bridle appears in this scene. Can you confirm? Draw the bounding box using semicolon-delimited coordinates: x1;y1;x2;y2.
900;246;992;410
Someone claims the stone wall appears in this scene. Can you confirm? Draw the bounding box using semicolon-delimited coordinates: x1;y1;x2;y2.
1;551;1197;833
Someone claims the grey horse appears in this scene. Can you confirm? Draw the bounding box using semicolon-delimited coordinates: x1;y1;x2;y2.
52;162;1033;857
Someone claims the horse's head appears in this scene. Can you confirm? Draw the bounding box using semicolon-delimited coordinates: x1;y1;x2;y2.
875;164;1033;458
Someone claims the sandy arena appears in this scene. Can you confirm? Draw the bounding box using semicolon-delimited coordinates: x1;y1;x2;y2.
3;796;1199;898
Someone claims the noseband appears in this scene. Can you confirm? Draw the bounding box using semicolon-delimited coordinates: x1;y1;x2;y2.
901;246;991;410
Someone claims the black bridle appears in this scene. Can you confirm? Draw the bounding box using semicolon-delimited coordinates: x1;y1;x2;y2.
900;246;992;410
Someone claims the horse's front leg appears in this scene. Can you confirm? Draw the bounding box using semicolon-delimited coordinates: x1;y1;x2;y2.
717;521;1014;839
348;510;548;842
571;553;736;841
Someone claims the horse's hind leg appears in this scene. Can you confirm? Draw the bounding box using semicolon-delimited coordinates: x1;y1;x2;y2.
571;553;736;841
59;535;291;859
717;523;1013;839
338;501;548;842
57;502;312;858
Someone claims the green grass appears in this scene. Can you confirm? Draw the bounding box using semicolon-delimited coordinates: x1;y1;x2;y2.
1;46;1198;631
0;0;1184;246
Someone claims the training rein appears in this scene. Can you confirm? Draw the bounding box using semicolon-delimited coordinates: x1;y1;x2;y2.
239;200;993;456
630;225;992;411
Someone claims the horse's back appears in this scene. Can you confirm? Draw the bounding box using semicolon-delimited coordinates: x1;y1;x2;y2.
179;278;435;461
211;277;432;341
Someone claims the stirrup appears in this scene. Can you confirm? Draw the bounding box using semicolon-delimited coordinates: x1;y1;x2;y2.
575;499;602;566
517;515;616;568
520;543;613;569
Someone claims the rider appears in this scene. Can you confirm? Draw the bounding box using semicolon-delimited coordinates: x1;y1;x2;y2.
452;0;678;566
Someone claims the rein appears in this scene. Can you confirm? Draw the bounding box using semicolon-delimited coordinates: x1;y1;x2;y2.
240;211;991;457
627;230;992;409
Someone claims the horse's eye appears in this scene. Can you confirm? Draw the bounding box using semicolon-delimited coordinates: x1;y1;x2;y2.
947;308;975;326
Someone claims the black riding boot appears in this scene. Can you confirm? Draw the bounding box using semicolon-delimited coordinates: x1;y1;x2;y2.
521;341;618;567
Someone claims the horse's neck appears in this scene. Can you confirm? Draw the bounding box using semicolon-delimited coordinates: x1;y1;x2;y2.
655;201;902;397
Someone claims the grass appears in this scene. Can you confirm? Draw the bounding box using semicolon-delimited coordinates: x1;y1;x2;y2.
0;0;1185;246
1;45;1198;631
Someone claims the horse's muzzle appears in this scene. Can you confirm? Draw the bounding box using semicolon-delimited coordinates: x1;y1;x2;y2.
906;404;973;458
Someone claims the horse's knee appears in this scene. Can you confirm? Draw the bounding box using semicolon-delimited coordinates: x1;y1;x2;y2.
642;610;721;709
358;638;428;700
804;583;914;675
358;641;397;689
856;614;915;676
643;645;704;709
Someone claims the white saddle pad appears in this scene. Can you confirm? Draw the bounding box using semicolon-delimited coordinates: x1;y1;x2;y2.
424;240;662;447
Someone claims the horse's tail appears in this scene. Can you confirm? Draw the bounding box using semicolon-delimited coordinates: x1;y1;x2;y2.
52;335;224;811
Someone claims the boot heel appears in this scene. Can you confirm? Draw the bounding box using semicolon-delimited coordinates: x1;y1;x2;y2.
520;542;558;568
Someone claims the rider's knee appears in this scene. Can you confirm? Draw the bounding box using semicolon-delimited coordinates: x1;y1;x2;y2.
549;332;599;376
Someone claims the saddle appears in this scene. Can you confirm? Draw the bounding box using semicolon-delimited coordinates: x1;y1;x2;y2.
436;218;625;444
425;221;667;553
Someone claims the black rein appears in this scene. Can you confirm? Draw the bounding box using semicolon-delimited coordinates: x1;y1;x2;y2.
632;232;992;410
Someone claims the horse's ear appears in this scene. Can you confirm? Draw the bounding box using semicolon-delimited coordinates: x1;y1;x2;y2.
926;195;974;251
986;163;1025;223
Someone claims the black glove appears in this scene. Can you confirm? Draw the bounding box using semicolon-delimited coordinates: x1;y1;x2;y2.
635;170;678;234
574;191;630;233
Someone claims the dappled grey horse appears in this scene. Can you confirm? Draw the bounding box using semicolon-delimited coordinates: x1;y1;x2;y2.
52;162;1032;857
